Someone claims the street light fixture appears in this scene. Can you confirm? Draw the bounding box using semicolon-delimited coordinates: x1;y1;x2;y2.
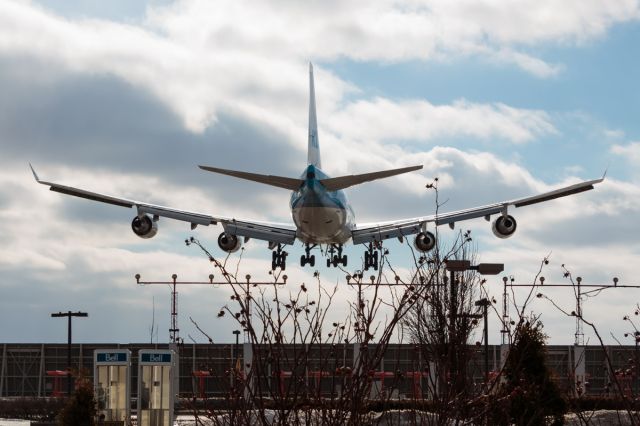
444;260;504;275
473;263;505;276
444;259;471;272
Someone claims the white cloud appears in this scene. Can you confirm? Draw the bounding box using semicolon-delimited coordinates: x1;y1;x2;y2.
326;97;556;145
1;0;637;134
612;141;640;163
491;48;564;78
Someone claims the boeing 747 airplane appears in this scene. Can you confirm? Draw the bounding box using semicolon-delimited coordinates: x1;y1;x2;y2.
31;64;604;271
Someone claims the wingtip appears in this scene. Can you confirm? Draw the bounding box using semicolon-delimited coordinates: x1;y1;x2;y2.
29;163;40;182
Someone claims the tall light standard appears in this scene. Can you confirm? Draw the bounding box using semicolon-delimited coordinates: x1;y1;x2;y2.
444;260;503;391
232;329;241;386
51;311;88;396
624;330;640;396
475;298;492;384
635;333;639;397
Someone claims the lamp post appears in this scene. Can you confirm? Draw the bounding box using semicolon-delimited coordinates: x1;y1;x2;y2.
232;330;241;389
51;311;88;396
233;330;241;362
444;260;503;392
633;331;640;397
625;331;640;396
475;298;492;384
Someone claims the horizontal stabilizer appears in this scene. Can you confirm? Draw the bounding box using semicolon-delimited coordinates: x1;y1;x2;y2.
199;165;304;191
320;165;423;191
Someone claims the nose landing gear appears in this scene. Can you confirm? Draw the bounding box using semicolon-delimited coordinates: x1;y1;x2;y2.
272;244;288;271
300;244;317;267
327;244;347;268
364;242;379;271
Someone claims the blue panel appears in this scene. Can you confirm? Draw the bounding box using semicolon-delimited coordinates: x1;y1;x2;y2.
96;352;128;363
140;353;172;363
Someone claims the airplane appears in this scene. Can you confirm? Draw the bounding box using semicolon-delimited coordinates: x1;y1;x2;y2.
31;63;604;271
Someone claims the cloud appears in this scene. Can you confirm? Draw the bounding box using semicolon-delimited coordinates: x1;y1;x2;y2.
491;48;564;78
612;141;640;163
1;0;637;133
326;98;556;146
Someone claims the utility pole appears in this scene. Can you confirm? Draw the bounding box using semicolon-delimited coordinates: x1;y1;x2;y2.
51;311;88;396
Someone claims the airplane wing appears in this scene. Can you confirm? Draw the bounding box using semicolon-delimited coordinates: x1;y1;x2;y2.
351;176;604;245
319;165;423;191
198;165;305;191
30;165;297;245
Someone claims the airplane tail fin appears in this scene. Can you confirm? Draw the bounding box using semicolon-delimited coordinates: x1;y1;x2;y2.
308;63;321;168
199;165;304;191
319;165;423;191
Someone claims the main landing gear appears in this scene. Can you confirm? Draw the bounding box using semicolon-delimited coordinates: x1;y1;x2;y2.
272;244;288;271
327;244;347;268
300;244;317;267
364;242;379;271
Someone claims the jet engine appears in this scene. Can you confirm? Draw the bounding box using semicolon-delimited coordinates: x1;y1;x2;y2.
131;214;158;239
413;231;436;252
492;215;517;239
218;232;242;253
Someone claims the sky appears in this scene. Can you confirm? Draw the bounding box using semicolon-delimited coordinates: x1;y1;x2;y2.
1;0;640;346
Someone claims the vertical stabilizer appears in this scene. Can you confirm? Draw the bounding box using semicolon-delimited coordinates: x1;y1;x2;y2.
308;63;321;168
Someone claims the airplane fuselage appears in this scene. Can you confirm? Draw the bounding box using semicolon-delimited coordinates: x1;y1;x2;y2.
290;165;354;244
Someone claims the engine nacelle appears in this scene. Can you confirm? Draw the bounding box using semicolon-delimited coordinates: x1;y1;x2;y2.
492;215;517;239
131;215;158;239
218;232;241;253
413;231;436;252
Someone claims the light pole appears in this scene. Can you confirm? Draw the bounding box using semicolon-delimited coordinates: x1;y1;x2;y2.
633;331;640;397
51;311;88;396
624;330;640;396
232;330;241;389
475;298;492;384
444;260;503;392
444;260;504;327
233;330;241;363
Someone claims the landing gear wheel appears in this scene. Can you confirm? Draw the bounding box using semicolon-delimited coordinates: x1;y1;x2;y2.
364;243;380;271
327;244;347;268
300;243;317;268
271;244;288;271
